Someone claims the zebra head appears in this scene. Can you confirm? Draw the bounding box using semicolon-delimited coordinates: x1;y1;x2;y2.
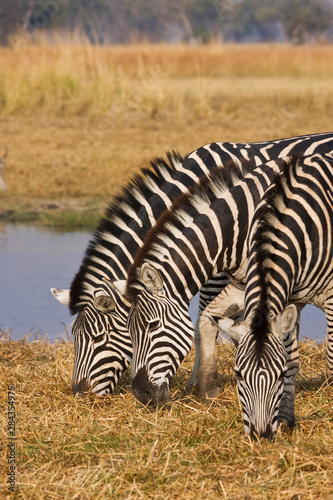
217;304;298;439
114;263;194;405
51;285;133;396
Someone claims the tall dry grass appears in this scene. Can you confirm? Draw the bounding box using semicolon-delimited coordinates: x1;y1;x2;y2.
1;330;332;499
0;41;333;219
1;42;333;118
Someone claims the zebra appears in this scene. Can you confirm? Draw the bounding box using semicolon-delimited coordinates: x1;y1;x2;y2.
51;150;235;395
114;152;322;406
212;153;333;439
51;132;333;397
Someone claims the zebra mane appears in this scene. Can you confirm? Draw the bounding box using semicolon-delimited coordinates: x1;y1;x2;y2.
249;155;300;355
126;158;252;301
69;150;184;314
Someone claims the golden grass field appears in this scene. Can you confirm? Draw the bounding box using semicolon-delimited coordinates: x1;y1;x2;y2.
1;41;333;498
1;331;332;499
0;42;333;223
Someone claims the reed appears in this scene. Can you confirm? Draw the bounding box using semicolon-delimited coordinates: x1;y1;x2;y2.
1;330;332;499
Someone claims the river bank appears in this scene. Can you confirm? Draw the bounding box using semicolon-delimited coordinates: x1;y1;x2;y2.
0;194;104;228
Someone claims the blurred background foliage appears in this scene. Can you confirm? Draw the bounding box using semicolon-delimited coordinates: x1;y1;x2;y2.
0;0;333;46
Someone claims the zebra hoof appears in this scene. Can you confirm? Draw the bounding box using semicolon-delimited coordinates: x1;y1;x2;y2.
185;382;200;395
186;375;200;389
200;386;221;400
276;416;295;433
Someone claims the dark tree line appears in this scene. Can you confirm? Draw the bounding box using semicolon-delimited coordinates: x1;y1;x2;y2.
0;0;332;45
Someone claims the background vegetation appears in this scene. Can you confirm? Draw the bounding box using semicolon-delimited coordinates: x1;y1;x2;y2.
1;0;333;45
1;41;333;224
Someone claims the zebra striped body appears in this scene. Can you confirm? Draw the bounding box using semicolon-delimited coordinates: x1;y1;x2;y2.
51;133;333;397
122;158;298;404
217;154;333;438
122;143;333;405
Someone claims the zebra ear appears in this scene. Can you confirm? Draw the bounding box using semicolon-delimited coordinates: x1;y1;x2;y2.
50;288;70;306
278;304;298;337
140;263;164;294
94;294;116;313
109;280;127;296
213;317;247;342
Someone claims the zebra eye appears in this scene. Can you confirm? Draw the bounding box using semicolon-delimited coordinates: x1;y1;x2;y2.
234;367;243;381
278;370;287;382
92;333;106;344
147;319;160;332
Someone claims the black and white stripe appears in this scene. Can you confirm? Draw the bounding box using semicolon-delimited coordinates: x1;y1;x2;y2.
217;154;333;438
121;157;296;404
51;133;333;397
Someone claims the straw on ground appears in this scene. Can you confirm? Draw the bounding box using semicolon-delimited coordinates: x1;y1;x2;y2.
1;330;332;499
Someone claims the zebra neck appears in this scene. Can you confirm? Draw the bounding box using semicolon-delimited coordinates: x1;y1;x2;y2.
243;252;296;321
142;195;253;303
127;163;281;304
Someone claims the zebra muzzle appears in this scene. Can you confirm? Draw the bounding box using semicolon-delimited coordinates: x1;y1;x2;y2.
249;422;274;441
72;377;90;397
132;367;170;405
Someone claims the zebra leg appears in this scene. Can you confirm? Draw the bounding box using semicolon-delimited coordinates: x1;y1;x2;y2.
198;284;245;399
323;295;333;376
277;304;303;430
187;311;202;388
198;313;220;398
187;273;230;389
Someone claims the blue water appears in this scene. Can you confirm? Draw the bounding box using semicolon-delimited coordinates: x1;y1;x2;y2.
0;224;90;341
0;224;327;342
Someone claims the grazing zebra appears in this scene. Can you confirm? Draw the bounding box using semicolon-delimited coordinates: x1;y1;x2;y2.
215;154;333;439
51;132;333;397
115;156;300;405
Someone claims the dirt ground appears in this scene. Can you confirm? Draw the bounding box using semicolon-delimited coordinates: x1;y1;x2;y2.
1;112;332;223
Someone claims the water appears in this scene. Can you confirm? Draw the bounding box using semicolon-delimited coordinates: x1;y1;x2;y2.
0;224;327;343
0;224;91;341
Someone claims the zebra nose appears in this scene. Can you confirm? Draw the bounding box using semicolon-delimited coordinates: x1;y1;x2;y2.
72;377;90;397
132;367;170;405
132;367;154;405
250;423;274;441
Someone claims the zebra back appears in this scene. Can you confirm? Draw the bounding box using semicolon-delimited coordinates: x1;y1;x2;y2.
70;132;333;312
246;153;333;321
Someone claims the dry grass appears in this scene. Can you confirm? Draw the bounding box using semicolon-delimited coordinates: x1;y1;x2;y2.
1;330;332;499
1;43;333;126
0;42;333;222
1;43;333;117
